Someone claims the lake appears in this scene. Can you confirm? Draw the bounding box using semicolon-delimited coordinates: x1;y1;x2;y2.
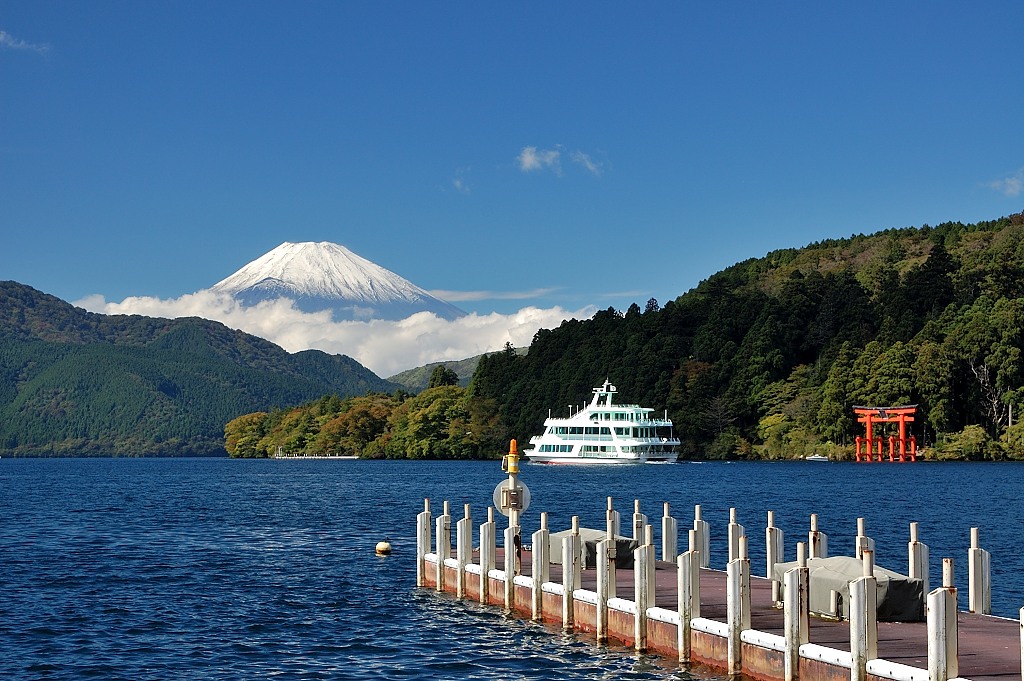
2;458;1020;680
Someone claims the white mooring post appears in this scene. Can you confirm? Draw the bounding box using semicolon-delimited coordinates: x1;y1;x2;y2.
728;507;745;564
677;547;701;663
435;501;451;593
634;533;656;652
850;549;878;681
766;510;784;604
597;535;611;643
783;542;809;681
607;496;621;538
479;507;496;605
928;558;959;681
531;512;550;621
504;521;519;613
662;502;678;562
632;499;647;542
1019;606;1024;681
606;506;618;599
416;498;432;587
726;535;751;675
809;513;828;559
693;504;710;568
561;516;581;630
456;504;471;599
908;521;930;602
968;527;992;615
855;517;875;560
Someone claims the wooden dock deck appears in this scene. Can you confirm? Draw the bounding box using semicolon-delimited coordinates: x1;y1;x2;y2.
422;544;1022;681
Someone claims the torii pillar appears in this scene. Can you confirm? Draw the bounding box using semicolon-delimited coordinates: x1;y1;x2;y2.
853;406;917;462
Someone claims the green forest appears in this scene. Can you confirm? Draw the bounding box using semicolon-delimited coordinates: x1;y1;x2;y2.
226;213;1024;461
0;282;397;456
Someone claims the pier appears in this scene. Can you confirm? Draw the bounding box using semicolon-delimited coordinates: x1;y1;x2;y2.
415;450;1023;681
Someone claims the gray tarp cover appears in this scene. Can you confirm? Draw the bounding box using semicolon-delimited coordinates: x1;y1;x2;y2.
771;556;924;622
548;528;639;569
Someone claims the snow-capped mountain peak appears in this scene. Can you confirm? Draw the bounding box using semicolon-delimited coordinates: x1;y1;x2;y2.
207;241;465;321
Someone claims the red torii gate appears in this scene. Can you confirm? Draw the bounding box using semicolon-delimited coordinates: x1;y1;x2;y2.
853;405;918;462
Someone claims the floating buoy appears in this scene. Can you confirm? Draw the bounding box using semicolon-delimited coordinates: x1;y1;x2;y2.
375;539;392;556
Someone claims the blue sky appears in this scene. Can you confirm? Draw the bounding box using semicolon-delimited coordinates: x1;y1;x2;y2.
2;3;1023;374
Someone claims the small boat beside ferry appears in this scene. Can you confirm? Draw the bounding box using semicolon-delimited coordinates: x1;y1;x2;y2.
524;380;680;464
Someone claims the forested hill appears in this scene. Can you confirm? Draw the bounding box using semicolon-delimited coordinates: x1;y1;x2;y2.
471;213;1024;460
0;282;397;456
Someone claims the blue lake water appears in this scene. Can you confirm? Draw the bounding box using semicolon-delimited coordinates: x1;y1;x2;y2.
2;458;1021;680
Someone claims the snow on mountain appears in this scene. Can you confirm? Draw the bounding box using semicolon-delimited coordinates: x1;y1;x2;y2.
207;242;466;321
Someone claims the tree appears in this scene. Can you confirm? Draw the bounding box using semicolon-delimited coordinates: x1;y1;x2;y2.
427;365;460;389
946;297;1024;436
913;338;956;436
224;412;268;457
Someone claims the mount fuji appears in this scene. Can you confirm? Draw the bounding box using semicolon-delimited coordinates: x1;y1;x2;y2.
207;242;466;321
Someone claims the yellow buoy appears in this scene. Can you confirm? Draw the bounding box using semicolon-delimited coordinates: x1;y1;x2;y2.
375;539;392;556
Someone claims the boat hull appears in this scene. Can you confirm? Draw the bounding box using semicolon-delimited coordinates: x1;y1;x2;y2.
525;453;647;465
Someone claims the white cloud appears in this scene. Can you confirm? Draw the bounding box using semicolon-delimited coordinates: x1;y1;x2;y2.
0;30;50;54
518;145;606;177
518;146;562;174
989;168;1024;197
570;150;603;176
429;287;560;302
452;167;471;194
75;291;593;378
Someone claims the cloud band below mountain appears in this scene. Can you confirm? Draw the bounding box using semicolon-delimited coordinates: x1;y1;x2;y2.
76;292;593;377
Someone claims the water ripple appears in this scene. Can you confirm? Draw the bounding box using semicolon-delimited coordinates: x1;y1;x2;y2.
5;458;1018;680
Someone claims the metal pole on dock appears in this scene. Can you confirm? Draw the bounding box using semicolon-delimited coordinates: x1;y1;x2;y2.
1019;607;1023;681
531;512;550;621
562;516;581;630
456;504;471;599
809;513;828;559
908;521;930;601
662;502;678;562
766;510;784;604
855;517;875;560
606;501;617;599
607;496;621;539
694;504;710;568
968;527;992;615
728;507;745;564
597;534;611;644
499;440;526;613
726;534;751;675
850;549;878;681
480;507;495;605
928;558;959;681
416;498;432;587
634;528;656;652
677;547;700;663
784;542;809;681
632;499;647;542
436;501;451;593
504;523;517;612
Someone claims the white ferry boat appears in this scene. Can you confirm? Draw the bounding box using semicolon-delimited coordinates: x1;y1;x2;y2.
524;380;680;464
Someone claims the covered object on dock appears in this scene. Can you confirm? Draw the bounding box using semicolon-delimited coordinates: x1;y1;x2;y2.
772;556;925;622
548;528;639;568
